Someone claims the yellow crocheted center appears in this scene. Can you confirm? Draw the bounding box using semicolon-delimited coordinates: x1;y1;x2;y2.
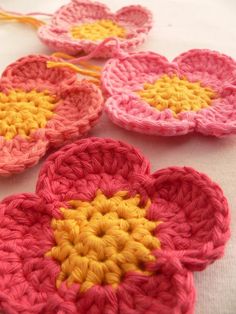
46;190;160;292
0;90;56;140
70;19;126;41
137;75;216;114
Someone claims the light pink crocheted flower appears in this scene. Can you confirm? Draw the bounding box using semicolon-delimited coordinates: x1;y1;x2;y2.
0;138;230;314
0;55;103;176
103;49;236;136
38;0;152;58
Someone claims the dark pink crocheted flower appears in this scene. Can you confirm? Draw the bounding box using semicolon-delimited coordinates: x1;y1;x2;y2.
38;0;152;58
103;49;236;136
0;55;103;176
0;137;230;314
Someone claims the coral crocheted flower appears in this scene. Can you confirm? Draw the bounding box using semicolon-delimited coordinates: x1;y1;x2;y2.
0;55;103;176
38;0;152;57
103;49;236;136
0;137;230;313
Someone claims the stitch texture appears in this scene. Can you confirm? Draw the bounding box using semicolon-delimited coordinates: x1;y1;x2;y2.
0;137;230;313
0;55;103;176
38;0;153;57
103;49;236;136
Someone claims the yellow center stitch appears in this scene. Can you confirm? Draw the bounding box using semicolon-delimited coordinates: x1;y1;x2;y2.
70;19;126;41
0;90;56;140
46;190;160;292
137;75;217;115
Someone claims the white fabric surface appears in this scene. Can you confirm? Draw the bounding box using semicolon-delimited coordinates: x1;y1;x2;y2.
0;0;235;313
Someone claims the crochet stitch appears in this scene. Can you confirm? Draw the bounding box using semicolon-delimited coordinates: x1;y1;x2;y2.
0;55;103;176
37;0;153;57
102;49;236;136
0;137;230;313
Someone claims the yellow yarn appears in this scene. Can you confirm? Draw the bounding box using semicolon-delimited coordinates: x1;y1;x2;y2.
0;90;56;140
46;190;160;292
0;11;45;29
137;75;216;115
70;19;126;41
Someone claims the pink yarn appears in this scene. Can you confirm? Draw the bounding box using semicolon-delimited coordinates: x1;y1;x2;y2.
0;55;103;176
102;49;236;136
38;0;153;58
0;137;230;313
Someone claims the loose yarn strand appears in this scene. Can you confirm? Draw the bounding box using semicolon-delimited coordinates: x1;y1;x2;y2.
0;8;46;29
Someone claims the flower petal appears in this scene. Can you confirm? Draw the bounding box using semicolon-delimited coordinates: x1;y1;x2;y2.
118;262;195;313
0;193;57;313
2;55;77;91
50;0;111;28
105;94;195;136
36;137;150;203
45;80;104;147
145;166;230;271
0;132;48;176
195;87;236;136
115;5;152;33
102;52;171;96
38;25;84;55
174;49;236;90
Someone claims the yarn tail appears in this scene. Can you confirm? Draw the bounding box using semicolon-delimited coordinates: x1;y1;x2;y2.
47;37;123;84
0;8;47;29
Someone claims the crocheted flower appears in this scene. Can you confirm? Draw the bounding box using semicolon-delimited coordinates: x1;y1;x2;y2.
0;55;103;176
38;0;152;57
103;49;236;136
0;137;229;313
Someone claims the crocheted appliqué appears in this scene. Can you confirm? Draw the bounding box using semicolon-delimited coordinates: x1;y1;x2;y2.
0;138;230;314
0;89;56;140
47;190;160;292
103;49;236;136
0;55;103;176
38;0;153;57
137;75;216;115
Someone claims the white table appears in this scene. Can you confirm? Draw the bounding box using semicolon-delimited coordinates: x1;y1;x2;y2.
0;1;235;313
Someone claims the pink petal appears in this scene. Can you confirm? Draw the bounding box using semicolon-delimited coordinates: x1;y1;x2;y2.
45;81;103;148
0;193;57;313
2;55;77;91
102;52;173;96
195;87;236;136
174;49;236;90
36;137;150;203
146;166;230;271
38;25;84;55
51;0;111;28
0;132;49;176
116;5;152;32
105;94;195;136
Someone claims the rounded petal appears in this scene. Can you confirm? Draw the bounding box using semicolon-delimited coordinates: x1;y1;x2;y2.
38;25;84;55
174;49;236;90
145;166;230;271
51;0;111;27
105;94;195;136
115;5;152;33
0;193;57;313
0;132;48;176
118;261;195;313
36;137;150;203
195;87;236;136
102;52;171;96
45;81;104;147
2;55;77;91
